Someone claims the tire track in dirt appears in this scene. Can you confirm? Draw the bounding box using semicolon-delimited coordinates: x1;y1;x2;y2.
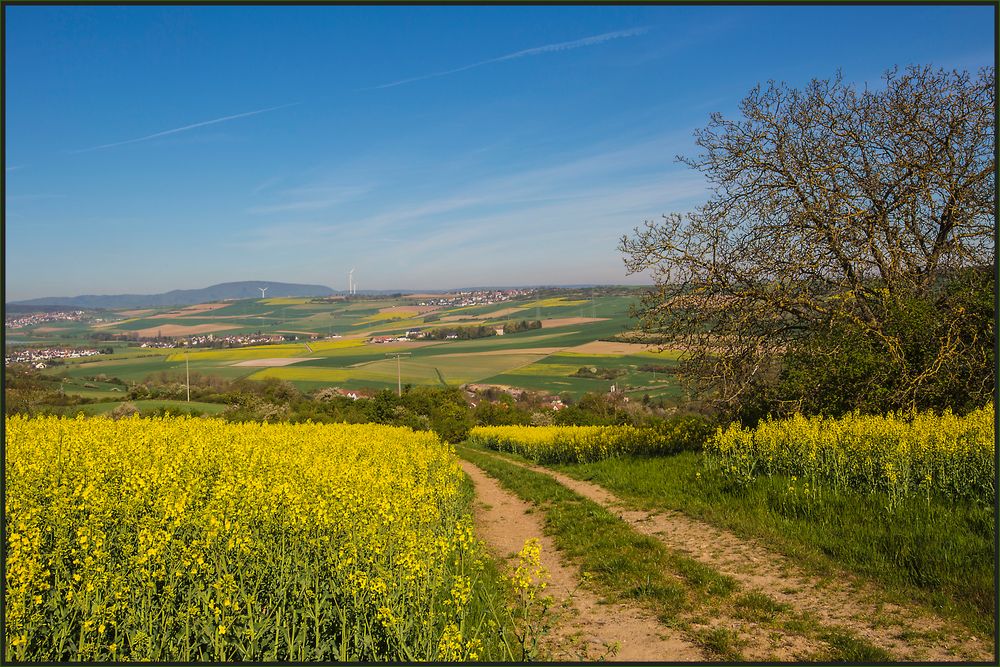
459;460;705;662
484;453;993;662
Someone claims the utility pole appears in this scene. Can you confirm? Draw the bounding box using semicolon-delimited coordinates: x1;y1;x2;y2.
185;353;190;402
385;352;411;397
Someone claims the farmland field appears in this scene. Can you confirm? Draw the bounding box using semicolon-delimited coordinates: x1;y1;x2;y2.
63;399;229;416
6;290;997;661
15;290;686;401
4;416;525;661
254;352;551;386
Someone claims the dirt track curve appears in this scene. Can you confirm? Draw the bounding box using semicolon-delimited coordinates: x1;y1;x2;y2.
483;453;994;662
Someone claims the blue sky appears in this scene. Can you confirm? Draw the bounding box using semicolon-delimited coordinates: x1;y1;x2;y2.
4;4;995;300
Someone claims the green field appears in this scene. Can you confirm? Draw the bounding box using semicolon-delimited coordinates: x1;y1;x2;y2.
64;399;228;416
487;351;684;399
15;290;688;399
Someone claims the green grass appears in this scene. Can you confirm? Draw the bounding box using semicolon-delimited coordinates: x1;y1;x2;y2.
446;303;530;317
58;399;228;416
53;377;128;398
816;628;894;663
503;363;583;377
301;352;407;367
485;368;683;401
546;453;995;636
44;355;259;384
731;591;791;622
251;352;548;387
44;356;183;380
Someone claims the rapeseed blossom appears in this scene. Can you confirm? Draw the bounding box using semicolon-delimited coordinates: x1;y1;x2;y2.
470;425;662;463
705;404;994;505
4;415;493;661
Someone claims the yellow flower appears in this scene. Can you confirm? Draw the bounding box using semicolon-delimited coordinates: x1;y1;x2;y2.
5;415;497;662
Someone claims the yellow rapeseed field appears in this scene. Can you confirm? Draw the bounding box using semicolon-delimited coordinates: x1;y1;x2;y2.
470;425;663;463
361;310;421;323
309;338;367;352
706;404;995;505
5;416;506;661
519;297;590;309
166;344;308;362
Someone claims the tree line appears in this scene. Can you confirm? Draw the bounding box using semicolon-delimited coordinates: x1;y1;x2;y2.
422;319;542;340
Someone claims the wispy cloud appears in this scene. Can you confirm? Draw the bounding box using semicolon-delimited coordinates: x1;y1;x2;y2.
6;194;67;202
252;175;286;194
247;184;373;215
232;133;705;264
70;102;301;154
365;27;650;90
6;165;24;172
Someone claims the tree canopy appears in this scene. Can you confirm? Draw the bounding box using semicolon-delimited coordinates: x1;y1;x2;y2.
621;65;995;418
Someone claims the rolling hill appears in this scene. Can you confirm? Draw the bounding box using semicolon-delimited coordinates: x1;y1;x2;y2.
8;281;337;309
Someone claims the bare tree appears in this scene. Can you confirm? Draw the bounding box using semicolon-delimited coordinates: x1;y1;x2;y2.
621;65;995;414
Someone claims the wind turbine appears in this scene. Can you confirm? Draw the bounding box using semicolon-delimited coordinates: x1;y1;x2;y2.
259;286;268;299
348;268;355;296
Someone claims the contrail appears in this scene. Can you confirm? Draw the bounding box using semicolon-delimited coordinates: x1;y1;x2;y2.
70;102;301;153
365;27;649;91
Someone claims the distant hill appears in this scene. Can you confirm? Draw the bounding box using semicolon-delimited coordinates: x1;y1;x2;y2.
8;281;336;309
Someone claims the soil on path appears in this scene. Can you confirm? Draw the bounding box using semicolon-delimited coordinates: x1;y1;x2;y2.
485;453;993;662
459;460;704;662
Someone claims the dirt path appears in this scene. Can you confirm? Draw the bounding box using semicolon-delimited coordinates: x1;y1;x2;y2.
482;453;993;662
459;460;705;662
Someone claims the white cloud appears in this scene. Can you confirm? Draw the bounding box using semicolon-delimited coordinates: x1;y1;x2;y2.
365;27;650;90
247;185;373;215
70;102;300;153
